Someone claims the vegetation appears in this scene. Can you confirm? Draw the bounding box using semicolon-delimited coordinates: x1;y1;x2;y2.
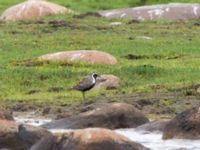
1;0;200;13
0;0;200;105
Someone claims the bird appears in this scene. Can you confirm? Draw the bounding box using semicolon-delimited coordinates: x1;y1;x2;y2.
72;73;99;101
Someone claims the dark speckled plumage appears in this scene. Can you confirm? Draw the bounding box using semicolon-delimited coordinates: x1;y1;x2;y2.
73;73;99;100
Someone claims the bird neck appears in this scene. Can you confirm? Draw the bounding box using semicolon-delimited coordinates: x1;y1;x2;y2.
92;75;96;84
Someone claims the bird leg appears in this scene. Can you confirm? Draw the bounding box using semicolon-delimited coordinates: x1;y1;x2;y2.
82;92;86;102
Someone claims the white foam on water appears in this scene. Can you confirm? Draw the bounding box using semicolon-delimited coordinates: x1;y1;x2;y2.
14;117;52;126
49;129;73;133
116;129;200;150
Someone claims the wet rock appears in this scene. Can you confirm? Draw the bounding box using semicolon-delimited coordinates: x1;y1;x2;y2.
0;119;26;150
95;74;120;90
18;124;52;148
39;50;117;65
163;106;200;139
42;103;149;129
136;120;169;132
30;134;56;150
31;128;149;150
0;0;73;21
98;3;200;21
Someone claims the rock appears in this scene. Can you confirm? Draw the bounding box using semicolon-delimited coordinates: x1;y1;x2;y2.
38;50;117;65
0;109;13;120
42;103;149;129
98;3;200;21
18;124;52;148
30;128;149;150
196;86;200;94
163;106;200;139
30;134;56;150
0;119;26;150
0;0;73;21
0;118;51;150
136;120;169;132
95;74;120;90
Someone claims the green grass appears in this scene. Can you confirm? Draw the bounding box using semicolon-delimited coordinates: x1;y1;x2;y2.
1;0;200;13
0;1;200;105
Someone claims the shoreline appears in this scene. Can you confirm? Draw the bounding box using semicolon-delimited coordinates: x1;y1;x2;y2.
2;90;199;120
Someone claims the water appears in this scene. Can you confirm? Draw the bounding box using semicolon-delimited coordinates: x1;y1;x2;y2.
13;111;52;127
14;116;200;150
14;116;52;126
116;129;200;150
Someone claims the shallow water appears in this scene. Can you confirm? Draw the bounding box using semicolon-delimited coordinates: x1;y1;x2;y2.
14;116;52;126
14;116;200;150
13;111;52;126
116;129;200;150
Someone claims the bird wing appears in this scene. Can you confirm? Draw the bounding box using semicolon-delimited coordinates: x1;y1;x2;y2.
73;75;94;91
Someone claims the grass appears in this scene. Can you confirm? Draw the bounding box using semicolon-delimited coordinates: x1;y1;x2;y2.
1;0;200;13
0;0;200;105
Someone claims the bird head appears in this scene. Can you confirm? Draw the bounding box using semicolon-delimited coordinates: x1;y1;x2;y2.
92;73;99;79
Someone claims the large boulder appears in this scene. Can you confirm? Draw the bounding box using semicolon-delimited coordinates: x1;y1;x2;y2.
0;117;51;149
98;3;200;21
42;103;149;129
0;0;73;21
18;124;52;148
38;50;117;65
136;120;169;132
163;106;200;139
95;74;120;90
31;128;149;150
0;119;26;150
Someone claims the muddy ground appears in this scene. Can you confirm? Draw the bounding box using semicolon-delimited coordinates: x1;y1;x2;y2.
2;86;200;120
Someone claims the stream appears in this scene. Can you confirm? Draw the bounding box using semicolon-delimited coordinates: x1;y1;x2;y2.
14;113;200;150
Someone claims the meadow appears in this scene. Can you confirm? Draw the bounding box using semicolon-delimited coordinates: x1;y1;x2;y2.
0;0;200;105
